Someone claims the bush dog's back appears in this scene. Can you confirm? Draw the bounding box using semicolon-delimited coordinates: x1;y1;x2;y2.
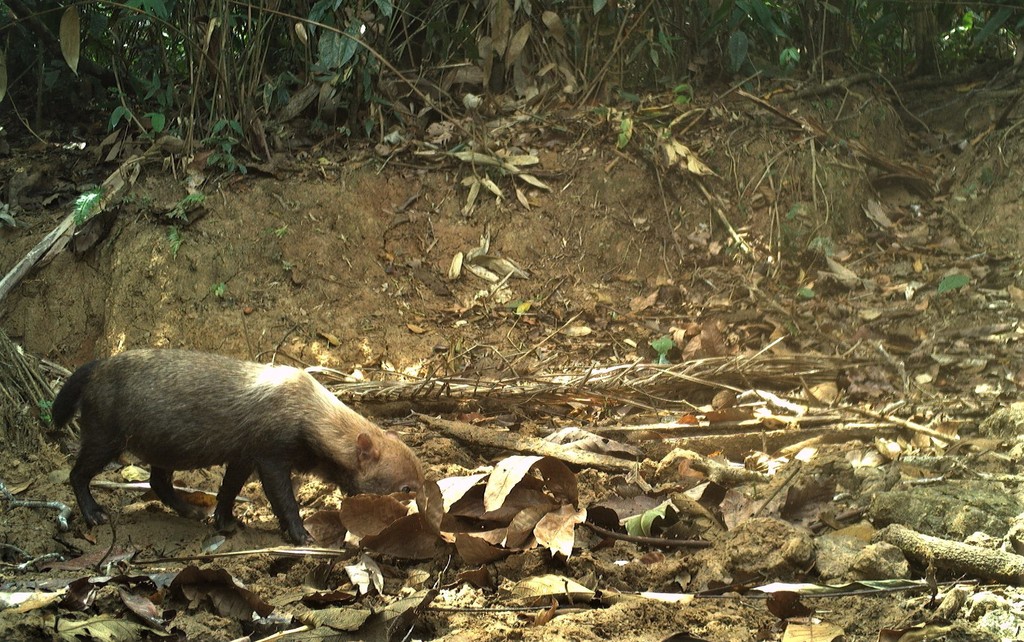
53;349;424;544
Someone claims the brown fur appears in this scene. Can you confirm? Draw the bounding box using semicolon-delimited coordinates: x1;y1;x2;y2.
52;349;423;543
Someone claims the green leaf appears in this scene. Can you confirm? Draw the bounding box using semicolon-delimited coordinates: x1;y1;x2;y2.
650;335;674;364
109;106;130;130
937;273;969;294
796;287;815;300
168;226;182;257
593;0;608;14
145;112;166;133
727;30;749;73
73;188;103;225
973;7;1011;46
373;0;393;18
617;117;633;150
624;501;676;537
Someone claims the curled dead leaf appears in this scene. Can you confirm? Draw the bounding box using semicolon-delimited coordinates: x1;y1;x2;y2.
448;252;464;280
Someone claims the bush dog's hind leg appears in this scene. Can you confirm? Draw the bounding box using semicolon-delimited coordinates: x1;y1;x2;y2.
214;461;254;533
149;466;207;520
69;439;121;527
256;462;308;544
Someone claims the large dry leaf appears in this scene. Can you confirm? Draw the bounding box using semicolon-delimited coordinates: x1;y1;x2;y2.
304;510;348;548
506;23;532;66
662;139;716;176
542;11;566;47
535;505;587;558
505;504;551;548
455;532;512;565
339;494;410;539
0;52;7;104
438;473;488;512
343;554;384;595
416;479;445;534
484;455;545;512
503;153;540;167
117;588;165;630
507;574;594;604
169;566;273;619
529;457;579;506
490;0;512;54
824;256;861;288
480;486;558;522
361;513;446;560
59;7;80;75
299;607;372;631
55;614;162;642
544;426;646;460
518;172;552;191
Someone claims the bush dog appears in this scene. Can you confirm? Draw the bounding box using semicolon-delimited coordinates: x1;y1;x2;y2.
53;349;423;544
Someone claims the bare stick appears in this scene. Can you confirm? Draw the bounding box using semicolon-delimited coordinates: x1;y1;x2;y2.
876;524;1024;585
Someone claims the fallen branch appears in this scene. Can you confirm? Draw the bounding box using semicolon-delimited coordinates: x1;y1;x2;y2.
417;415;641;473
875;523;1024;585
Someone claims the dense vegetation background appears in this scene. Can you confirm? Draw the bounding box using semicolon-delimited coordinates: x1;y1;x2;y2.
2;0;1020;164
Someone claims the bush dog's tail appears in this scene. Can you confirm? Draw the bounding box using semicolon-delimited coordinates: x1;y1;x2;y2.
52;360;100;427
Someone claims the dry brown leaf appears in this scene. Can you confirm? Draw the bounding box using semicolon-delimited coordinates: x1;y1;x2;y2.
59;7;80;75
361;513;445;560
825;256;861;288
515;186;530;209
534;505;586;558
629;290;658;313
533;597;559;626
507;574;594;603
438;473;488;512
506;23;532;66
484;455;545;512
541;11;566;47
505;504;551;549
0;52;7;104
455;532;511;565
339;494;410;539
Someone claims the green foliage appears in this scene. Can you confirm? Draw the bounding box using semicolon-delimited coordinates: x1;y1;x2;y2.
211;282;227;298
168;192;205;222
73;188;103;225
673;84;694;106
38;399;53;424
0;0;1018;163
205;120;247;175
650;335;674;364
937;274;969;294
727;30;750;73
616;117;633;149
623;500;676;537
167;226;182;257
779;47;800;71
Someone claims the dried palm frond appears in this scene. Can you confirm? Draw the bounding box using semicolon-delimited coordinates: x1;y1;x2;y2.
0;330;65;454
317;351;861;412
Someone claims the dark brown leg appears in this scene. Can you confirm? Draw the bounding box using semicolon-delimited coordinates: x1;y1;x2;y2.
256;462;308;544
70;442;119;527
214;462;254;533
149;466;207;520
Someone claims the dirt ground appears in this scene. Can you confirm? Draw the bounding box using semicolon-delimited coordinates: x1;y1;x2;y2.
3;73;1024;641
